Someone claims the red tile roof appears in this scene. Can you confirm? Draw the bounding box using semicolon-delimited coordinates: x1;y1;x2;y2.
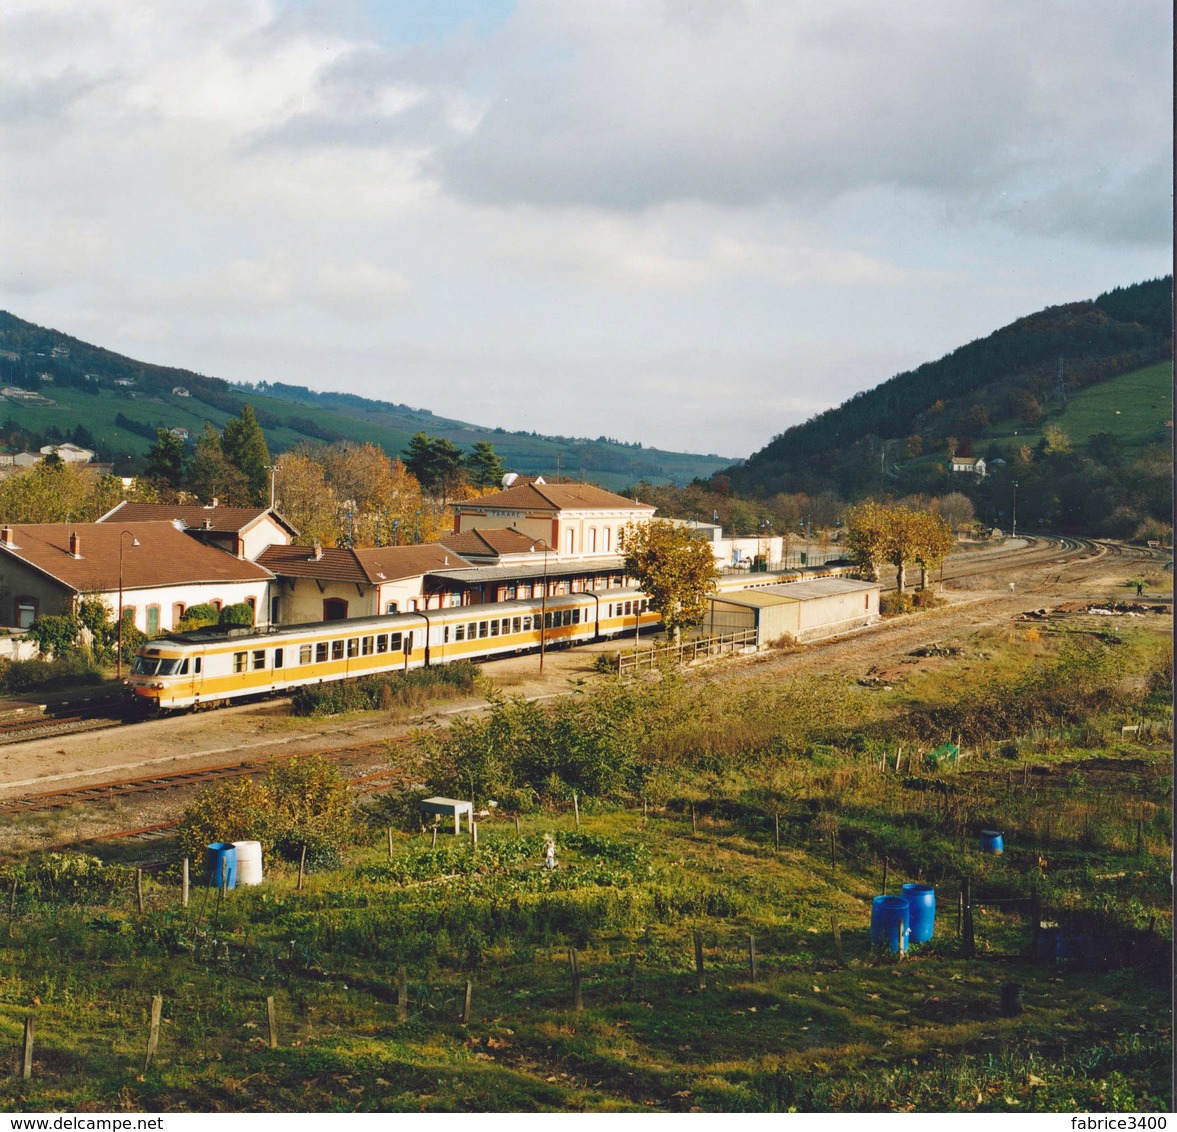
456;482;655;514
0;523;273;592
440;528;541;558
354;544;470;582
100;501;297;535
256;544;368;583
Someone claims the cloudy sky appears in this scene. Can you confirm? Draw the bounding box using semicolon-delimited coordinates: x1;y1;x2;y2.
1;1;1170;458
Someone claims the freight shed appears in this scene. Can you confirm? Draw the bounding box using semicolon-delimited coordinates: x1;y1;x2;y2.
706;577;881;646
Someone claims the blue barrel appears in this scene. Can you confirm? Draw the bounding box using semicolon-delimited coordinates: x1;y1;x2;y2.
205;842;237;889
980;829;1004;854
900;883;936;943
870;895;910;954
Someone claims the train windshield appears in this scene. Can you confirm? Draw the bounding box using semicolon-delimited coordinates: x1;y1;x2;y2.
131;657;183;676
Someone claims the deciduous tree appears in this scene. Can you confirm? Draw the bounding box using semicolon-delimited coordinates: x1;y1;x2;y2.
620;520;719;637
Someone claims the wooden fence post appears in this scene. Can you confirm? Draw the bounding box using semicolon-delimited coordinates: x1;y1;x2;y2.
829;825;836;869
573;792;580;829
21;1014;33;1079
748;935;758;983
693;930;706;990
515;816;521;838
144;994;163;1072
297;845;306;891
691;804;698;836
1135;819;1144;856
774;813;780;850
470;821;478;848
181;858;189;908
462;980;473;1025
136;868;145;915
881;856;888;895
431;827;438;850
387;825;394;860
962;878;976;960
397;967;408;1022
7;876;16;934
568;948;583;1013
830;914;844;965
266;996;278;1049
1029;884;1041;959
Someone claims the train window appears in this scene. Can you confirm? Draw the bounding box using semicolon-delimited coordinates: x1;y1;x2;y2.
331;640;344;660
443;626;450;643
544;612;554;629
564;610;573;626
347;638;359;658
624;601;631;615
388;633;402;652
521;615;531;632
274;648;284;669
233;652;247;673
511;617;521;633
194;658;201;674
252;650;266;670
478;621;488;639
179;660;189;675
490;620;499;637
157;660;182;676
376;634;388;653
361;636;373;656
467;622;476;638
454;624;465;641
300;645;312;664
316;642;328;663
573;608;581;624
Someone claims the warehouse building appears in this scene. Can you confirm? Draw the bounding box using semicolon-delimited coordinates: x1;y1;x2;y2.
705;577;881;646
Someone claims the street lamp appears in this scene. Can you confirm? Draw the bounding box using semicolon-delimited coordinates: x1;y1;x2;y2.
116;530;140;680
1011;481;1019;539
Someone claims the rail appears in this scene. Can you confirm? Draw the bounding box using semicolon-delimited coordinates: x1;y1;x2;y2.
614;628;758;675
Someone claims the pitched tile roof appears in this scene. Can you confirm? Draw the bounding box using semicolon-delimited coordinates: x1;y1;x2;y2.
0;523;273;592
257;543;472;585
100;501;298;535
256;543;369;583
440;528;541;559
456;482;655;513
354;544;470;582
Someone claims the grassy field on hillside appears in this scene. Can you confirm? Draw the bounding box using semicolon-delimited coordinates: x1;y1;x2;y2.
986;361;1173;455
0;616;1170;1113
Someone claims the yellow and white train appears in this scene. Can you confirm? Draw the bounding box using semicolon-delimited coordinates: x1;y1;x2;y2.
126;588;659;712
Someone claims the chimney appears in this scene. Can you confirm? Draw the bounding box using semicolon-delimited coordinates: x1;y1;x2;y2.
69;531;82;558
0;526;13;547
203;519;213;530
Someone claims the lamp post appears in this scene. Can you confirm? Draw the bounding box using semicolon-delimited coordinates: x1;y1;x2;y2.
392;518;400;546
1011;481;1018;539
116;530;140;681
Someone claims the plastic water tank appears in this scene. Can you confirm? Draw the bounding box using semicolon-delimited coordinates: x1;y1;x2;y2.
232;840;263;886
870;895;910;954
980;829;1004;854
205;842;237;889
900;883;936;943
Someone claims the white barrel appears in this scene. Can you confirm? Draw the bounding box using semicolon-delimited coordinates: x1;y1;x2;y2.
232;840;264;886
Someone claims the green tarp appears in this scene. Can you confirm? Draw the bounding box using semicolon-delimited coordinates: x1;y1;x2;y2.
927;741;961;766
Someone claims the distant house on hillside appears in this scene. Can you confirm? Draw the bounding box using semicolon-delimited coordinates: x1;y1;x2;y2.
172;386;190;397
950;456;986;477
40;443;94;464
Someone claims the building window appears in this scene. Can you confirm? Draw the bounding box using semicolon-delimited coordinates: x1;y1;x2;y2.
588;527;597;553
172;602;186;626
146;605;161;636
385;601;398;614
566;529;575;554
323;598;348;621
15;598;37;629
603;527;611;552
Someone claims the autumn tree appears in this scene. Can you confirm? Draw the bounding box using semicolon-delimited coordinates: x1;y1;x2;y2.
620;520;719;637
911;510;953;590
846;502;953;592
844;501;891;582
187;422;249;504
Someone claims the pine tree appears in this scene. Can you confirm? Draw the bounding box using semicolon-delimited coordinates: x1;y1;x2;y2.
464;440;505;489
221;405;270;504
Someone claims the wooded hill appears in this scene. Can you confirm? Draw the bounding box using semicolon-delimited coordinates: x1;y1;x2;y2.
0;313;732;490
729;277;1172;499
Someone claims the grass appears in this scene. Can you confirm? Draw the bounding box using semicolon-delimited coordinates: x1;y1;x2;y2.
985;361;1173;456
0;616;1170;1113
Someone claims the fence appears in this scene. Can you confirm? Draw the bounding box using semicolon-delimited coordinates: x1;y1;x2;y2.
614;629;758;675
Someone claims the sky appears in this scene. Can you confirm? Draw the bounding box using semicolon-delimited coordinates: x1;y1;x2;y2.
1;1;1171;460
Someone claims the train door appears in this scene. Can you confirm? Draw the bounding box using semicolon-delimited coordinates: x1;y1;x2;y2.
272;645;284;693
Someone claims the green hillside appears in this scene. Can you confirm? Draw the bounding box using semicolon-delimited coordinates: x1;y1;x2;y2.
730;277;1172;499
0;314;733;489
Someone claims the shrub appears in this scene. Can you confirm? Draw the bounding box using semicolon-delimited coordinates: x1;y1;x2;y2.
290;662;479;716
176;603;219;632
880;593;913;617
178;777;274;859
218;602;256;627
26;614;82;658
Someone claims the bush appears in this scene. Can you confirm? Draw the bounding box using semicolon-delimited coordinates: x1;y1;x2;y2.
26;614;81;658
880;593;913;617
290;662;480;716
218;602;256;627
176;603;219;632
0;652;104;692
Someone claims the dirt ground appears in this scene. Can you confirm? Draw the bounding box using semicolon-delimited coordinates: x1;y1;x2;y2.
0;540;1169;848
